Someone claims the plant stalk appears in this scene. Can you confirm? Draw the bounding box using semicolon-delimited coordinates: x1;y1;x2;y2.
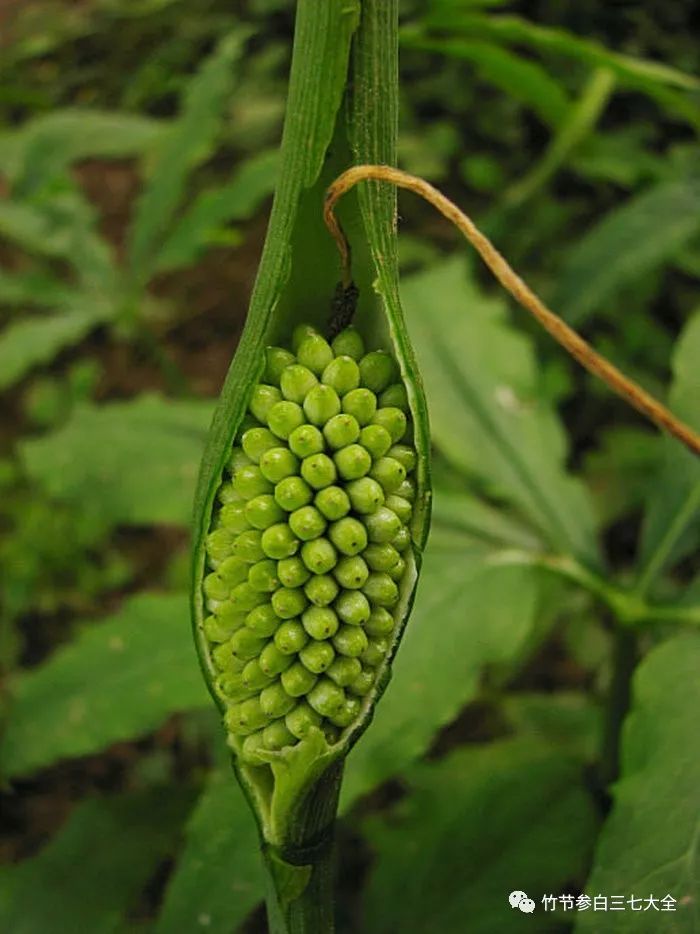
263;841;336;934
262;759;343;934
600;625;638;787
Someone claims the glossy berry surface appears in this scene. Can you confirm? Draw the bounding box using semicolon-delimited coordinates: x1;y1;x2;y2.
203;324;416;762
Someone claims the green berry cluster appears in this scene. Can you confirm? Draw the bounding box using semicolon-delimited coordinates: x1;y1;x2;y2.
202;324;417;763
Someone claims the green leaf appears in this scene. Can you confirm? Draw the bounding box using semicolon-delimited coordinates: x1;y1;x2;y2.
0;108;165;193
0;301;113;390
637;311;700;591
577;633;700;931
553;177;700;325
20;395;214;527
0;789;192;934
401;255;600;568
363;737;598;933
502;691;603;763
126;32;249;287
416;11;700;127
156;767;264;934
0;186;117;292
503;67;615;208
0;593;208;778
155;149;279;272
403;36;569;128
341;494;544;806
0;270;77;309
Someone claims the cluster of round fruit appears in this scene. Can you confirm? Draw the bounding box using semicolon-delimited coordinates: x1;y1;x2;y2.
202;324;416;762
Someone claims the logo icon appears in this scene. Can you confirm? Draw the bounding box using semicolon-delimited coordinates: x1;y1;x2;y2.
509;891;536;914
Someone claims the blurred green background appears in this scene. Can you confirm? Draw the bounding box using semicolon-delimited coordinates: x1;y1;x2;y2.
1;1;699;932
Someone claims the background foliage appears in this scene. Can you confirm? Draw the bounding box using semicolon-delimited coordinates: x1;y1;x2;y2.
1;1;698;931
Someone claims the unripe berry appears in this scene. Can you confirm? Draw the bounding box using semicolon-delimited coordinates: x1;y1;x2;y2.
261;523;299;560
304;385;341;426
281;661;318;697
245;603;280;637
206;527;236;563
233;465;273;500
286;701;322;738
334;443;372;480
329;516;367;556
359;424;392;460
274;476;313;512
274;619;308;654
267;401;305;439
322;356;361;395
342;388;377;425
259;642;294;676
271;587;308;620
242;427;279;463
259;447;299;484
307;679;346;717
301;453;337;490
299;641;335;674
372;407;407;443
263;719;296;750
323;413;360;450
379;383;408;410
333;624;369;658
288;424;324;458
348;668;375;697
345;477;384;515
217;556;250;587
315;485;351;520
249;385;282;423
232;530;265;562
359;350;397;393
302;606;339;640
361;636;391;668
334;555;370;590
331;326;365;360
219;501;251;534
280;364;318;403
242;659;273;691
301;538;337;574
264;347;295;385
292;324;320;351
260;682;296;718
297;335;334;375
248;559;279;592
384;494;412;524
304;574;340;607
277;556;311;588
365;606;395;636
329;696;362;729
363;572;399;607
245;494;286;530
335;590;371;626
370;456;406;493
365;507;401;544
326;656;362;687
289;505;327;541
231;627;267;661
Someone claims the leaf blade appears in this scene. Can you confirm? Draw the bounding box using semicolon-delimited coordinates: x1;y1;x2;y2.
20;396;214;527
576;633;700;932
0;592;208;777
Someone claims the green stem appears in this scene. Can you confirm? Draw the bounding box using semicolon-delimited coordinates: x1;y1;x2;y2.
600;625;637;787
263;840;336;934
262;759;343;934
486;547;700;627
